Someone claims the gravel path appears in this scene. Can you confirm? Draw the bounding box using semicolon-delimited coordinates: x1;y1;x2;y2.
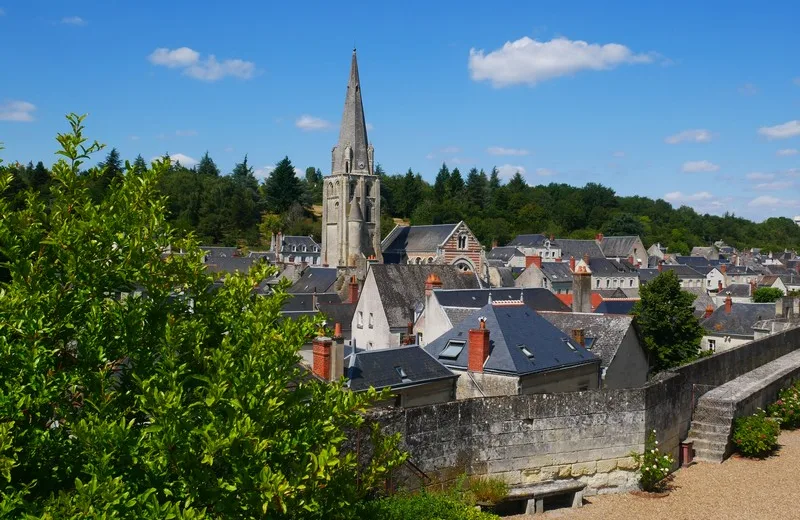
510;429;800;520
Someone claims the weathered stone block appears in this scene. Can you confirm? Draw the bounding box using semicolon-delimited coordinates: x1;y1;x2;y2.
521;468;542;484
539;466;559;481
616;456;638;470
558;465;572;478
571;461;596;476
596;459;617;473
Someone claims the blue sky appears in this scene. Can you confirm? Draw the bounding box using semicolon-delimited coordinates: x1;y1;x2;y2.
1;1;798;221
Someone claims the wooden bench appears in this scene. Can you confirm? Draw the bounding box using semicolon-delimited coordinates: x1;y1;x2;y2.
477;480;586;515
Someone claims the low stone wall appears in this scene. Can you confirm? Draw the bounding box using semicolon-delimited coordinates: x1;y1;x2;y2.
372;326;800;496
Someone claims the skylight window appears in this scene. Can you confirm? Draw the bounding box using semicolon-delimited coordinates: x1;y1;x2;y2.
519;344;534;360
395;366;411;383
439;340;465;360
561;338;577;351
585;337;595;349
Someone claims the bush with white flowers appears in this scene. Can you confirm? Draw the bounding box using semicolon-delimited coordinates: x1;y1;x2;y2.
631;430;674;492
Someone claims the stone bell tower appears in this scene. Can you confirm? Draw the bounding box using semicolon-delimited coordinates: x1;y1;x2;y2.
321;49;382;268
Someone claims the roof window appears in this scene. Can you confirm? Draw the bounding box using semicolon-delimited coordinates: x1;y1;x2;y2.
439;340;465;360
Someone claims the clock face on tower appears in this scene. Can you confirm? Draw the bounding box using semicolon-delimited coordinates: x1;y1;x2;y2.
358;161;365;169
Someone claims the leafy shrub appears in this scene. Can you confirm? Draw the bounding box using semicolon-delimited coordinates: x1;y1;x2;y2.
753;287;784;303
356;492;499;520
468;476;509;505
732;410;780;458
768;383;800;429
632;430;674;492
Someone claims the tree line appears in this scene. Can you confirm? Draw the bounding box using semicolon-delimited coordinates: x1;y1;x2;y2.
4;149;800;254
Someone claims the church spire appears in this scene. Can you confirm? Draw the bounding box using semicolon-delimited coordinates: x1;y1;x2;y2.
332;49;372;176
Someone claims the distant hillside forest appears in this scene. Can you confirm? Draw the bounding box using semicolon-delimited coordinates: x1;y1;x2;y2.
4;148;800;255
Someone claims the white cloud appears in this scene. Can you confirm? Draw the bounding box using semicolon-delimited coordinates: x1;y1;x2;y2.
738;83;758;96
755;181;793;191
223;146;234;153
746;172;774;181
777;148;798;156
440;146;461;154
425;153;436;160
612;151;625;158
254;165;274;179
150;153;198;167
665;129;713;144
487;146;530;156
61;16;86;26
496;164;526;179
469;36;653;87
129;135;140;141
0;100;36;122
664;191;713;203
748;195;786;207
148;47;255;81
366;122;374;131
682;160;719;173
295;115;332;131
535;168;557;177
175;129;198;137
758;120;800;140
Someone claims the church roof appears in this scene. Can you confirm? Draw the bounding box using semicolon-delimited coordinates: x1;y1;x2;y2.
333;50;371;175
381;223;460;258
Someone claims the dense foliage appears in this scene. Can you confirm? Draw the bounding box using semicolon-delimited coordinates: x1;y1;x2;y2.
356;489;498;520
0;115;405;518
631;271;704;372
732;410;781;458
768;381;800;429
752;287;785;303
632;430;673;492
6;147;800;254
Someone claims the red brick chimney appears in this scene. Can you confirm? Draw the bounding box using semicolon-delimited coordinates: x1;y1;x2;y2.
525;255;542;268
348;275;359;304
334;322;342;338
468;318;490;372
425;273;443;296
627;255;634;265
569;256;576;272
405;322;415;344
312;336;333;380
555;257;562;263
571;328;585;347
750;280;757;295
725;295;733;314
718;280;723;292
704;305;714;319
657;262;663;273
596;233;604;242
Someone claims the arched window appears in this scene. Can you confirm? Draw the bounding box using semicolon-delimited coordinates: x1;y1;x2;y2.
457;234;468;250
454;261;472;272
415;257;421;264
427;257;434;264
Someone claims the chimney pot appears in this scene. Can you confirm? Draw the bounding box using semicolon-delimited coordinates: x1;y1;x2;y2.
657;262;663;273
425;272;443;295
468;319;490;372
704;305;714;319
334;322;343;338
348;276;359;304
725;295;733;314
571;328;586;347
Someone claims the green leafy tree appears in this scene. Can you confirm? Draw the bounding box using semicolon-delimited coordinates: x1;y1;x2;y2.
631;271;703;372
0;115;404;518
603;213;645;236
753;287;784;303
263;156;303;214
196;151;221;176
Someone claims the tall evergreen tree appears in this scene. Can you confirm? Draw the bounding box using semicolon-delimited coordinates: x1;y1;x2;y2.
263;156;303;214
448;167;465;197
433;163;450;202
29;161;50;192
465;167;488;209
231;155;259;191
132;154;148;174
196;151;220;176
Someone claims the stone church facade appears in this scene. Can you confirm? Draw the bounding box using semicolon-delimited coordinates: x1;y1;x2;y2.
321;50;382;270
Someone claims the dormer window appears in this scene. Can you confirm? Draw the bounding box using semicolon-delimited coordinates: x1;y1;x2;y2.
302;246;307;252
394;366;411;383
292;245;297;252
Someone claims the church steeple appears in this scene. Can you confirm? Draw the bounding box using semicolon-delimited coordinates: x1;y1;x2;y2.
332;49;372;176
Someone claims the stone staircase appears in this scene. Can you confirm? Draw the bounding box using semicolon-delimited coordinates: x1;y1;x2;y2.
686;401;736;462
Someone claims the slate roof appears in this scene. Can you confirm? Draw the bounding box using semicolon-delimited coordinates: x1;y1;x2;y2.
490;266;516;287
599;236;642;258
540;262;574;283
675;256;714;268
595;288;628;299
204;256;259;275
507;234;550;248
683;287;717;318
719;284;752;298
381;224;458;257
487;246;524;262
282;293;342;312
759;275;781;287
201;246;241;258
638;268;660;284
347;345;456;392
588;257;638;277
433;288;570;316
691;246;718;259
288;267;338;294
317;302;356;332
425;303;600;376
593;300;637;315
661;265;704;279
540;312;635;368
555;239;603;259
371;265;481;328
279;236;320;253
702;303;776;337
725;265;754;275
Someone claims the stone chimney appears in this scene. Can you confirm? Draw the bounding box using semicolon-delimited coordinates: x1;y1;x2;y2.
571;328;585;347
348;275;359;304
572;256;593;313
657;261;663;273
331;324;345;381
468;317;490;372
596;233;604;242
718;280;723;292
425;272;443;296
749;280;757;296
725;295;733;314
312;335;333;381
569;256;576;272
525;255;542;269
704;305;714;319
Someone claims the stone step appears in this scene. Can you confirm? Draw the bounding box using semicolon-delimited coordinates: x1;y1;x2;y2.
689;438;729;462
688;421;731;435
691;406;734;425
687;428;729;445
